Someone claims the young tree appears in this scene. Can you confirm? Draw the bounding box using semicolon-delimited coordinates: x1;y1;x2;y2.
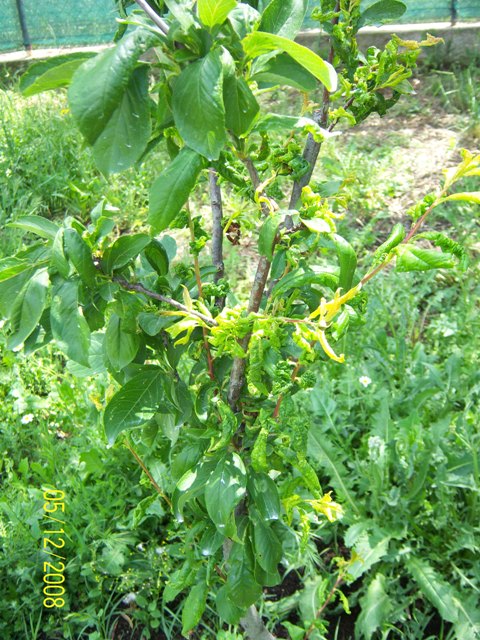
3;0;478;637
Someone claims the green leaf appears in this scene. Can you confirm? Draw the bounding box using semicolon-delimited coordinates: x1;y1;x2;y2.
301;217;331;234
63;228;97;286
19;53;96;96
103;368;165;444
395;244;455;272
69;28;156;146
227;545;262;607
356;574;392;639
104;234;151;273
242;32;337;92
248;472;281;521
6;269;49;350
173;459;218;521
204;453;247;534
198;0;237;27
229;3;261;39
348;530;390;580
181;580;209;636
172;50;226;160
216;585;244;624
0;257;47;318
272;266;338;298
50;279;91;366
442;191;480;205
223;76;259;136
258;214;280;260
8;215;59;240
359;0;407;28
260;0;308;39
374;223;405;260
406;557;459;624
252;52;317;91
333;234;357;292
144;239;169;276
105;313;140;371
51;229;70;278
149;148;204;232
253;520;282;573
92;66;152;175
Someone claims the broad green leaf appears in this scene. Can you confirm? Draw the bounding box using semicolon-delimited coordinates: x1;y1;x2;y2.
260;0;308;39
216;585;244;624
229;3;261;39
92;67;152;175
7;269;49;350
19;53;96;96
406;557;458;624
358;0;407;28
63;228;97;286
8;215;59;240
395;244;455;272
356;574;392;639
138;312;174;336
242;32;337;92
103;368;165;444
52;229;70;278
334;234;357;292
0;253;49;318
442;191;480;205
103;233;151;273
227;544;262;607
248;472;281;521
149;148;204;232
66;332;107;378
301;217;331;234
172;50;226;160
258;214;281;260
198;0;237;27
173;459;217;521
253;520;282;573
252;52;317;91
204;453;247;534
163;563;195;604
50;279;91;366
181;580;209;636
144;239;169;276
223;76;259;136
105;313;140;371
69;28;156;146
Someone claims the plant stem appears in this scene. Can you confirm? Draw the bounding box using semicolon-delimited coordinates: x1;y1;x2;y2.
133;0;169;35
124;438;172;508
113;277;217;327
304;574;345;639
187;205;216;381
209;168;226;309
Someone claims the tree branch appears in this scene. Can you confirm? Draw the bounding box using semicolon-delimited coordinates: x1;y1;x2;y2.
133;0;169;35
227;156;273;409
289;2;341;209
113;277;218;327
240;607;276;640
209;168;226;309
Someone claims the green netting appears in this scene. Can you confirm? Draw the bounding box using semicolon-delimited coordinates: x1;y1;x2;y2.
0;0;118;53
1;1;479;54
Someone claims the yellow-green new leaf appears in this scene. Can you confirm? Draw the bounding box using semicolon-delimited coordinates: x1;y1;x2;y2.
242;31;337;91
442;191;480;205
198;0;237;27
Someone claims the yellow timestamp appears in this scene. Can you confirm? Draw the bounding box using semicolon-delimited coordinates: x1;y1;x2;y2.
42;488;66;608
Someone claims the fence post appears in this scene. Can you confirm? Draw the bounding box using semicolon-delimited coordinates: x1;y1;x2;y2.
15;0;32;52
451;0;458;26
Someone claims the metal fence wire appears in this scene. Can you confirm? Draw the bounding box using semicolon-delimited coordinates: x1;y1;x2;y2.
0;0;479;54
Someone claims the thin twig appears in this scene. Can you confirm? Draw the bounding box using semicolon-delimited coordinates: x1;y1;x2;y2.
124;438;172;508
133;0;169;35
304;574;345;640
209;168;226;309
114;277;217;327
